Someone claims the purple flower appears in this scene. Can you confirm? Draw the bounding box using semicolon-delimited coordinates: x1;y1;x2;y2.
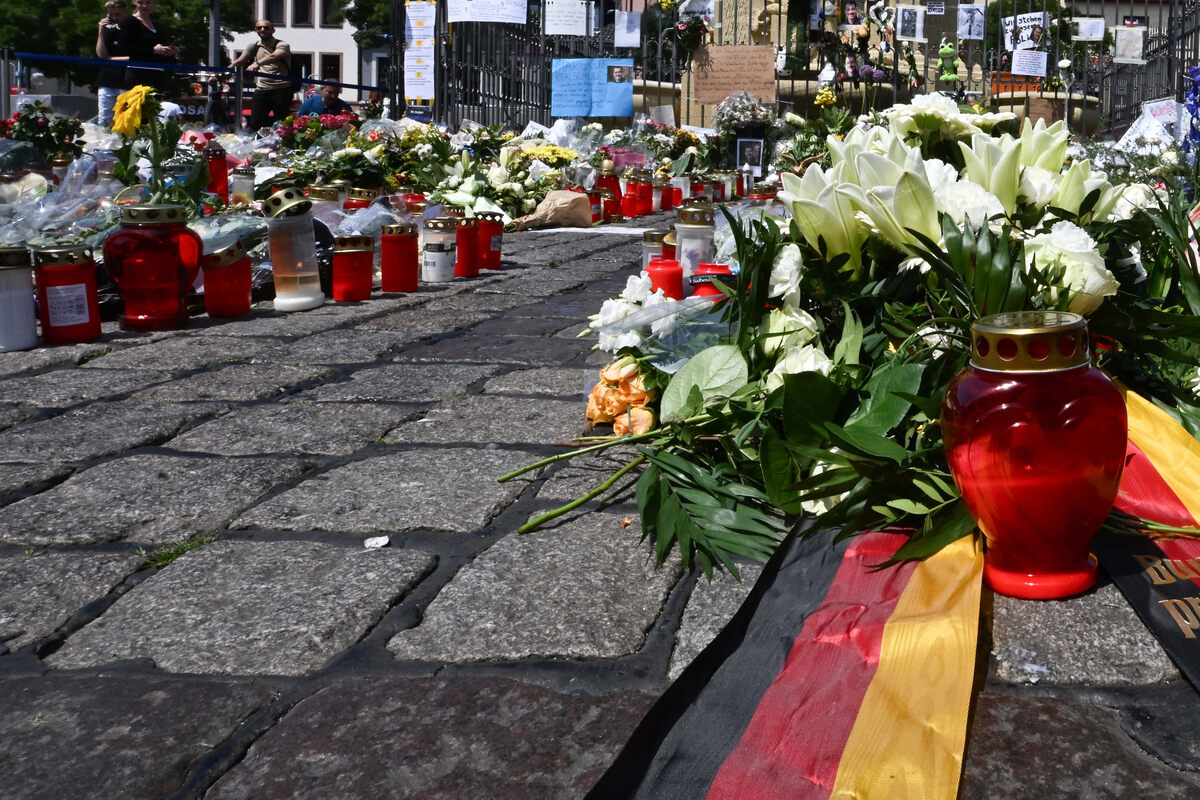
858;64;873;80
872;69;886;82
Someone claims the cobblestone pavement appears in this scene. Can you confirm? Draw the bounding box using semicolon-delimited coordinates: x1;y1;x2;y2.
2;219;1199;799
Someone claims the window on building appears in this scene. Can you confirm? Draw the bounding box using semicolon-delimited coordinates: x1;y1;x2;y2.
293;0;313;27
264;0;284;24
320;53;341;84
321;0;340;27
291;52;313;83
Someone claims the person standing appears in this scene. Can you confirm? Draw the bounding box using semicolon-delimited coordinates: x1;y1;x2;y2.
229;20;294;132
95;0;131;126
122;0;177;90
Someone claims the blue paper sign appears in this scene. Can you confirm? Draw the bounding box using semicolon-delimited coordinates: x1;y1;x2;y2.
551;59;634;117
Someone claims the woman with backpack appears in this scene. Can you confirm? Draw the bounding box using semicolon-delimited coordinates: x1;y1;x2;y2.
229;19;295;132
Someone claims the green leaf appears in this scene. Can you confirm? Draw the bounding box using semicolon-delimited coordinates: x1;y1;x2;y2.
760;429;803;513
885;500;977;563
844;362;925;437
833;302;863;366
781;371;845;444
825;423;911;463
660;344;749;423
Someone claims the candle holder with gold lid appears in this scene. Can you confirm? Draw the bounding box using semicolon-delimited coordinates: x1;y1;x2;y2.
941;311;1128;599
102;204;203;331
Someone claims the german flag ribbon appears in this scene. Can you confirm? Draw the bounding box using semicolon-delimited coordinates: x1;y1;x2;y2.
586;526;983;799
1094;390;1200;687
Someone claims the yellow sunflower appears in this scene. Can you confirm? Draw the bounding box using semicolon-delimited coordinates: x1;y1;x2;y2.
111;85;155;136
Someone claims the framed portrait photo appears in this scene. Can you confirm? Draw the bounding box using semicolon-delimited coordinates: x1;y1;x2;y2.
736;137;766;177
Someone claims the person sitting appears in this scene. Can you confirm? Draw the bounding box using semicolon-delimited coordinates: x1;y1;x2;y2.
296;84;354;117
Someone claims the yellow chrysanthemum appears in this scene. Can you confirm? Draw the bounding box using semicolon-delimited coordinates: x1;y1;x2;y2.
111;85;154;136
814;87;838;108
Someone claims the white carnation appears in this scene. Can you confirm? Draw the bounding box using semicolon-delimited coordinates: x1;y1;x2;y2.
487;165;510;186
935;178;1003;228
621;272;654;304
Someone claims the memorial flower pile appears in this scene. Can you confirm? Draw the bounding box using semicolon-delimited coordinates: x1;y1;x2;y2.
507;109;1200;577
277;112;358;151
0;100;85;161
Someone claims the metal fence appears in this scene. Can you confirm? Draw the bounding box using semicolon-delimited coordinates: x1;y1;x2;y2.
390;0;1200;138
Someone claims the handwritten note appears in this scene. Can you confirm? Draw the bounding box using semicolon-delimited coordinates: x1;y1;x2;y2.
1010;48;1047;78
550;59;634;117
545;0;588;36
691;45;776;104
447;0;526;25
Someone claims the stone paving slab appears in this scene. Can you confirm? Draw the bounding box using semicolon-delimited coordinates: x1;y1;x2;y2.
383;395;586;446
0;461;73;499
81;335;276;371
478;275;592;297
482;366;593;398
465;315;580;338
421;292;541;314
256;329;412;365
0;454;307;546
669;563;764;681
0;402;36;432
206;676;657;800
393;333;593;366
388;513;681;662
139;364;338;402
0;400;225;463
165;401;418;456
0;551;145;650
293;362;501;403
48;540;437;675
960;692;1200;798
184;310;349;338
533;448;642;506
231;448;538;534
358;307;491;335
0;674;274;800
0;368;173;408
992;582;1178;685
0;343;120;377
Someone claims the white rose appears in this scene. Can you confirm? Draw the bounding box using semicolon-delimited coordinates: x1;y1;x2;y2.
765;344;834;392
760;306;820;357
1110;183;1156;221
1025;221;1118;314
487;165;510;186
934;178;1003;228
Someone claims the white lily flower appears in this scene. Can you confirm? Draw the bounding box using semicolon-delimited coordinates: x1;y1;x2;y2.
760;305;821;357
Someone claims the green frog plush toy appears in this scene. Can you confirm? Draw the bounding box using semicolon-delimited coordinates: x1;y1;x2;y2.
937;37;959;82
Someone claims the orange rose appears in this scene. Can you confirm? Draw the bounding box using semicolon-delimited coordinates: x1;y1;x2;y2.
617;373;655;407
613;406;656;436
599;355;639;385
586;382;628;424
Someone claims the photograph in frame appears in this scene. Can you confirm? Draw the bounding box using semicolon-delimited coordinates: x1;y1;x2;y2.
896;5;924;41
957;6;984;41
736;138;766;177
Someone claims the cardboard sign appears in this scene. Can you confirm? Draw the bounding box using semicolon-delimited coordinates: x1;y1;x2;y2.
690;45;777;104
1002;12;1048;51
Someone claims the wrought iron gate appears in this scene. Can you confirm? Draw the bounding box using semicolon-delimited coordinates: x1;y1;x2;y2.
389;0;1200;138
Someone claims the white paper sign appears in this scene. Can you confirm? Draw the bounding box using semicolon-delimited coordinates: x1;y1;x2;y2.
545;0;587;36
1010;48;1047;78
1074;17;1106;41
404;0;437;102
447;0;526;25
614;11;642;48
896;6;925;41
1002;12;1048;51
957;6;984;40
1116;112;1170;155
1143;97;1179;127
650;104;675;127
1113;26;1146;64
405;0;436;44
926;2;944;15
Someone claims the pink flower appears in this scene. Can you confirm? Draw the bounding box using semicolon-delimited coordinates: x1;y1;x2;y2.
678;22;686;29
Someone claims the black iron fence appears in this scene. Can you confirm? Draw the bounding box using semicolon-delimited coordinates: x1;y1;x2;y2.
389;0;1200;138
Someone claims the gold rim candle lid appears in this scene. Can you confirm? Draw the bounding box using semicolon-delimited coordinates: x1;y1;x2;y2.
120;204;189;224
347;187;377;202
264;187;312;218
201;240;247;271
425;217;457;233
643;230;667;244
32;244;93;267
677;205;715;226
307;185;339;201
334;235;375;252
382;222;418;236
970;311;1090;373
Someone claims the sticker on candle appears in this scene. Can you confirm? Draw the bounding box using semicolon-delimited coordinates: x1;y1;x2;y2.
45;283;91;327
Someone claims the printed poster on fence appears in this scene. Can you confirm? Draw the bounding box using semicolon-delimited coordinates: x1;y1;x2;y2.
545;0;588;36
614;11;642;48
690;45;776;104
551;59;634;117
404;0;437;102
1002;12;1048;51
447;0;525;24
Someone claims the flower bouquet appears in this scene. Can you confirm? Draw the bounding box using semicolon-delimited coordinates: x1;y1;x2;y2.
0;100;84;163
277;112;358;152
504;106;1200;578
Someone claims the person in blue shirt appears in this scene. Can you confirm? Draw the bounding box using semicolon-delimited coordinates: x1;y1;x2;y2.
297;85;354;117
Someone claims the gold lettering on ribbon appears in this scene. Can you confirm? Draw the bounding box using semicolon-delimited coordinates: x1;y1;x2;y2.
1166;557;1200;581
1159;598;1200;639
1137;555;1178;585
